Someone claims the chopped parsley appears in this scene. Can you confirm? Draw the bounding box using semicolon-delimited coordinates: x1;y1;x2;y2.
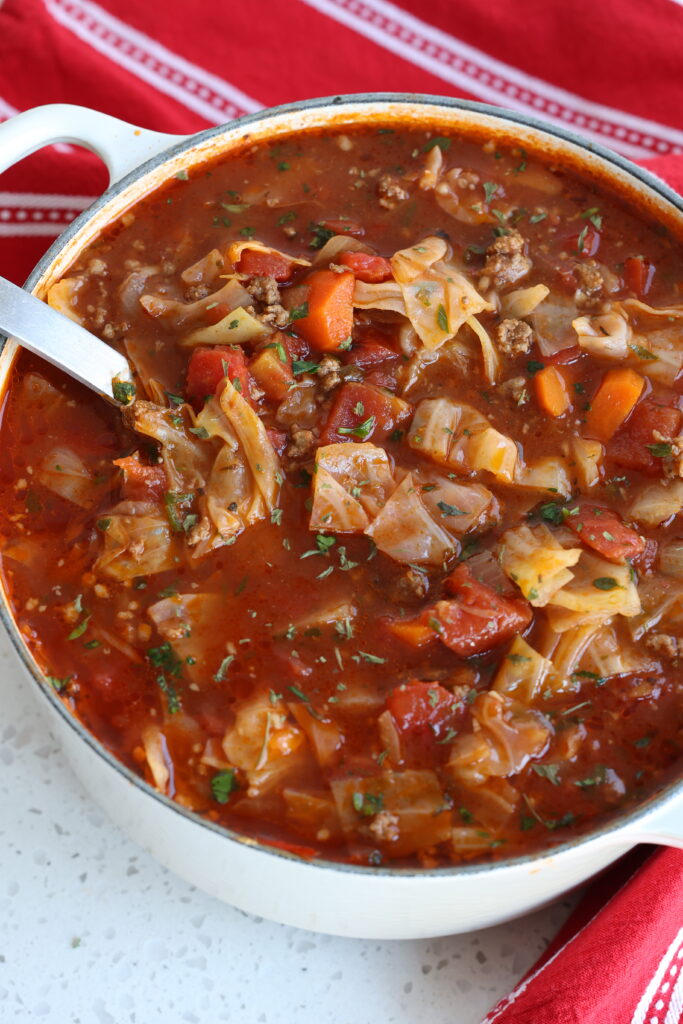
112;380;135;405
592;577;620;591
289;302;309;322
211;769;238;803
338;415;376;440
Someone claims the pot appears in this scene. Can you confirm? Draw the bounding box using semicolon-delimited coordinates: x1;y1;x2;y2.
0;94;682;940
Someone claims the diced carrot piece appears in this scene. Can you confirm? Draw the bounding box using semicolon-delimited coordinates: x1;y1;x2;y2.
535;365;571;418
385;618;435;647
585;368;645;443
566;505;645;563
237;250;294;281
294;269;354;352
249;347;294;401
339;251;393;283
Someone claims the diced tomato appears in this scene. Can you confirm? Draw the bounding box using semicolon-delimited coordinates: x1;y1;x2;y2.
339;251;393;283
202;302;232;325
609;400;683;475
114;455;166;502
342;340;400;370
320;381;412;445
624;256;655;298
572;225;601;258
387;681;456;737
566;505;645;563
282;334;309;361
185;346;250;405
544;345;583;366
294;269;355;352
237;249;294;281
436;564;532;657
319;218;365;236
267;427;288;455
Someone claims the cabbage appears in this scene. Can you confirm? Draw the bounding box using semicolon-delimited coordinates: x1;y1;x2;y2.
573;310;631;360
500;284;549;319
141;726;172;794
46;276;85;324
288;704;344;769
627;576;683;640
140;276;251;324
447;692;552;785
532;296;579;356
466;315;500;383
147;592;223;683
549;551;641;617
310;466;370;533
222;694;307;798
419;474;497;535
180;248;224;285
118;266;159;315
418;145;444;190
313;442;393;524
181;305;269;347
634;327;683;385
282;789;341;839
622;298;683;319
129;401;213;492
353;278;406;314
659;540;683;580
224;239;311;272
399;338;475;396
492;636;553;703
569;437;603;491
17;372;68;425
546;622;602;687
582;624;655;678
218;382;281;511
455;779;520;832
390;237;493;350
330;769;452;858
467;426;518;483
94;500;180;580
629;480;683;527
499;523;582;606
365;473;456;565
407;398;462;465
36;446;96;508
312;234;369;267
515;457;572;499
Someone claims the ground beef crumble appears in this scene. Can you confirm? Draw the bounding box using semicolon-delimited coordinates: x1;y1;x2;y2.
574;260;605;309
377;174;409;210
495;318;533;356
479;230;532;290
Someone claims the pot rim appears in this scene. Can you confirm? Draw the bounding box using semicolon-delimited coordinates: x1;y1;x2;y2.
4;91;683;880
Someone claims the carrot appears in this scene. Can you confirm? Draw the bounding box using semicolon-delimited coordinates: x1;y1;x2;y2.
385;618;435;648
294;269;354;352
585;368;645;442
249;346;293;401
535;365;571;418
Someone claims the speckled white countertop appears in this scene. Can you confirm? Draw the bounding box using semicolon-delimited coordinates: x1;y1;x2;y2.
0;627;577;1024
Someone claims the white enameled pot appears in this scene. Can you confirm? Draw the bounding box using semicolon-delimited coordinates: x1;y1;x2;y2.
1;95;682;940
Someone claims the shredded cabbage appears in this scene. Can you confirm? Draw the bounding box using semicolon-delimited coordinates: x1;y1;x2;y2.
500;284;549;319
94;500;180;579
569;437;603;491
573;310;631;360
629;480;683;527
492;636;552;703
46;277;85;324
549;551;641;617
36;446;96;508
499;523;582;606
365;473;456;565
515;457;572;499
181;305;269;347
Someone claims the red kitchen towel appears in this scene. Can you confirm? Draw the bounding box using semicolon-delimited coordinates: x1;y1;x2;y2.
1;2;682;1021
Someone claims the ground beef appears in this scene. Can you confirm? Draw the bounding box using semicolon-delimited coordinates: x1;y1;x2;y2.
388;567;429;603
286;428;317;460
367;811;400;843
495;318;533;356
377;174;409;210
259;304;290;329
87;258;108;277
316;355;342;394
498;375;529;406
246;275;280;306
101;320;130;340
479;230;532;290
574;260;605;309
184;284;211;302
447;167;480;190
645;633;682;661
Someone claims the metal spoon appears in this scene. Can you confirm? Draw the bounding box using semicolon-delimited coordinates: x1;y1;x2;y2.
0;275;134;404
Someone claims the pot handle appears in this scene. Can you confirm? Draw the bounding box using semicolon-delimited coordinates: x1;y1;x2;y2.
619;797;683;849
0;103;189;185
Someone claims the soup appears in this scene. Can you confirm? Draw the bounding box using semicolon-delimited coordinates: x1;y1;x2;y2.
1;123;682;867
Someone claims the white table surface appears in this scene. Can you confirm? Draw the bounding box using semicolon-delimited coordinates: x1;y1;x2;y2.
0;627;577;1024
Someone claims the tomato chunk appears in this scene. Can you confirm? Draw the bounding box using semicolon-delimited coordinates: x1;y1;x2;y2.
339;251;393;283
624;256;655;298
609;400;682;475
114;455;166;502
294;269;355;352
320;381;412;444
237;249;294;281
387;681;457;736
566;505;645;563
186;346;249;404
342;339;400;369
435;565;532;657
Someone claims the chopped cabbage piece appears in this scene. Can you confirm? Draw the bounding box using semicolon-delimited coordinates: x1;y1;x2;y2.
142;726;172;794
492;636;553;703
582;624;655;677
514;457;572;499
36;445;96;508
218;382;281;511
140;277;251;324
532;296;579;356
365;473;456;565
147;592;223;684
418;474;498;535
94;500;181;580
310;466;370;533
466;315;500;383
225;239;311;271
549;551;641;617
316;443;395;519
180;248;224;285
46;276;85;324
629;480;683;527
573;310;631;360
128;401;213;492
467;426;518;483
569;437;603;491
499;523;582;606
544;622;602;688
407;398;462;465
353;278;406;314
500;284;549;319
181;305;269;347
223;694;307;797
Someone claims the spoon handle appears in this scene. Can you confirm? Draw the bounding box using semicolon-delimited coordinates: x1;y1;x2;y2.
0;276;133;404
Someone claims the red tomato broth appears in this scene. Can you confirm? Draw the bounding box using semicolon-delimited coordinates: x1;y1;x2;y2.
0;124;682;867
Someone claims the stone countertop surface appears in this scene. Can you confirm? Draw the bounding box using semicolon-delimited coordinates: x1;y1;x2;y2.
0;629;576;1024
